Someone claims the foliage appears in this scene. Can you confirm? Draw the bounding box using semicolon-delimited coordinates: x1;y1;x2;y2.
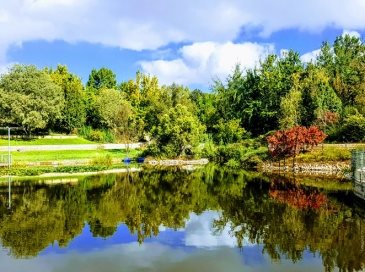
1;33;365;160
152;105;205;157
78;126;115;143
212;118;246;144
0;65;64;135
49;65;86;133
201;141;267;169
267;126;327;161
337;113;365;142
86;67;117;92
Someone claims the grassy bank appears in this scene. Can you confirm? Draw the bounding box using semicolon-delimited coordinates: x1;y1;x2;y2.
0;163;139;177
0;137;94;146
0;149;141;163
295;144;364;163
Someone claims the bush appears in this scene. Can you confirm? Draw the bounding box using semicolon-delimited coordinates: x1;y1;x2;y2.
89;130;104;142
78;125;115;143
338;113;365;142
201;141;267;169
91;154;113;166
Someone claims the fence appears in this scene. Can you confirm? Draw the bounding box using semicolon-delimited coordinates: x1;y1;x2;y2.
352;150;365;183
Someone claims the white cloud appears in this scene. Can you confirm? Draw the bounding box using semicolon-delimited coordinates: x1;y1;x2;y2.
140;41;274;86
300;49;321;63
342;29;361;38
0;0;365;58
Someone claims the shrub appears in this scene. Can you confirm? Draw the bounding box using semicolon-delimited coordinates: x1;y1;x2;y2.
78;125;115;143
91;154;113;166
338;113;365;142
89;130;104;142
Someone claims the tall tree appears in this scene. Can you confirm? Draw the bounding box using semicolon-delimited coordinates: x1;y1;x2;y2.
50;65;86;133
279;74;302;129
86;67;117;92
153;104;205;157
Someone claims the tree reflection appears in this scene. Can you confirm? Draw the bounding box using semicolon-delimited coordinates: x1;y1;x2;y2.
0;167;363;272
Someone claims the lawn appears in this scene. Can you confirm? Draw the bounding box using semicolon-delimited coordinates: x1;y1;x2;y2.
296;144;365;162
0;137;94;146
0;149;141;163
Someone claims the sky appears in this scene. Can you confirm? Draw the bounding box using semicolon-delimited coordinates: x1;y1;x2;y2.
0;211;324;272
0;0;365;91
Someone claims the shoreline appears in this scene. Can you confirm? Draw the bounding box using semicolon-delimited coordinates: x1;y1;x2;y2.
261;161;350;175
0;158;354;181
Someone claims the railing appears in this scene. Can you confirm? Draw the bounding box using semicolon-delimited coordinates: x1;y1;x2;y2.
352;150;365;183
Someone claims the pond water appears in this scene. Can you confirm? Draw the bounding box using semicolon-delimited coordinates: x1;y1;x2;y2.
0;165;364;272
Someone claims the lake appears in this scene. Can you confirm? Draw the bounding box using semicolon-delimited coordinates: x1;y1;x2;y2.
0;165;364;272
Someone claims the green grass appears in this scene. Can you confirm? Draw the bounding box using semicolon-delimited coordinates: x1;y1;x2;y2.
0;163;139;177
0;149;141;163
296;146;352;162
0;137;95;146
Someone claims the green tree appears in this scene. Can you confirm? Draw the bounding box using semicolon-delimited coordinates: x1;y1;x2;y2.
189;89;216;133
279;74;302;129
93;88;134;134
120;72;164;135
0;65;64;135
301;66;342;128
86;67;117;92
50;65;86;133
338;113;365;142
213;119;246;144
153;104;205;157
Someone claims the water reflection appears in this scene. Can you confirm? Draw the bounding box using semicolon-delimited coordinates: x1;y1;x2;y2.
0;166;364;272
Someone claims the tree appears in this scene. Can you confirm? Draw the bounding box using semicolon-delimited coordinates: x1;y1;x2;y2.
212;119;246;144
93;88;134;131
49;65;86;133
279;74;302;129
120;72;164;135
258;51;303;133
0;64;64;135
301;66;342;127
267;126;326;166
86;67;117;92
152;104;205;157
338;113;365;142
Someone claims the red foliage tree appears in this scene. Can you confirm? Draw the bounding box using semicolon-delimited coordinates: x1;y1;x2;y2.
267;126;326;167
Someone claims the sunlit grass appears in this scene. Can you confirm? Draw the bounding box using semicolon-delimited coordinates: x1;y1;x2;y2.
0;149;141;162
297;145;353;162
0;137;94;146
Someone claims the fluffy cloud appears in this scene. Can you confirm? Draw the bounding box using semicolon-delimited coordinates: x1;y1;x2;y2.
342;29;361;38
140;41;274;85
300;49;321;63
1;0;365;61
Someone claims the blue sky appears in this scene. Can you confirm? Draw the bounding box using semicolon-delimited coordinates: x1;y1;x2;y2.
1;0;365;91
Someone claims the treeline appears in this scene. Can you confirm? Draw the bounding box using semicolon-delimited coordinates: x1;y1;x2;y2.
0;34;365;157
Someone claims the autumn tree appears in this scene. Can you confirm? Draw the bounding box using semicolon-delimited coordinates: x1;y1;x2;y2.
267;126;326;167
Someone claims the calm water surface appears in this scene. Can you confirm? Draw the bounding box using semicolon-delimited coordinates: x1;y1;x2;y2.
0;165;364;272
